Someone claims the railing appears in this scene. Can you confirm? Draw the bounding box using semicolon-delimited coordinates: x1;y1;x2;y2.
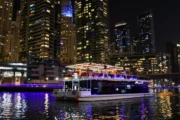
54;88;91;92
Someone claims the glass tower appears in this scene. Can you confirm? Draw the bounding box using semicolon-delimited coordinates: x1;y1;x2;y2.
135;10;155;54
114;21;130;53
74;0;109;63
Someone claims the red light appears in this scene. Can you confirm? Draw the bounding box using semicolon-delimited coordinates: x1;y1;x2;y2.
75;97;79;101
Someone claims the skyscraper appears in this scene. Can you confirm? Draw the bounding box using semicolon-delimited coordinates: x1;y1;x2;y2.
114;21;130;53
19;0;61;62
166;42;179;72
74;0;109;63
0;0;13;61
134;10;155;54
9;11;21;62
60;0;76;64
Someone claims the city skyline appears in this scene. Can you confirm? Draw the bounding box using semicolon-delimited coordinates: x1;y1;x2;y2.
1;0;180;73
13;0;180;53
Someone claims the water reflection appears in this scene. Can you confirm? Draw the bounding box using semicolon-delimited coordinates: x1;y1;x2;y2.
44;93;49;116
14;93;27;119
158;96;172;119
0;93;12;119
0;92;179;120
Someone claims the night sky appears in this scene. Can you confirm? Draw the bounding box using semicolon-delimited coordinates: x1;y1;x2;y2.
13;0;180;52
109;0;180;52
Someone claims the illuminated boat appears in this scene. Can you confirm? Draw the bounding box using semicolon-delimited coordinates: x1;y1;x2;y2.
53;75;153;101
53;63;154;101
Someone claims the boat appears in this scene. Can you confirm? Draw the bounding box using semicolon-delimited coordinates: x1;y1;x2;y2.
53;63;154;101
53;75;154;101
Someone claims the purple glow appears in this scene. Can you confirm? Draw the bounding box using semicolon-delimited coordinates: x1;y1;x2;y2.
114;74;117;78
129;77;134;80
0;84;63;88
94;75;99;78
60;42;64;45
119;76;124;79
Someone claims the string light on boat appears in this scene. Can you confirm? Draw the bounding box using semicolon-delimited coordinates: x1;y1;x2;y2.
64;77;69;80
135;81;144;84
72;73;78;79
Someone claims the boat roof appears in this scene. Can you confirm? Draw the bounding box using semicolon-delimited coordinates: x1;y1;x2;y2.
61;77;151;83
66;63;123;72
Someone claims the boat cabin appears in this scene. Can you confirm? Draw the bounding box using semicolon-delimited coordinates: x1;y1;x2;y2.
63;77;150;95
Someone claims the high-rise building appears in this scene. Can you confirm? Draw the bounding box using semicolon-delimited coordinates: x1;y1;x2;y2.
60;17;76;65
10;11;21;62
74;0;109;63
166;42;179;72
19;0;61;62
134;10;155;54
0;0;13;61
114;21;130;53
2;10;21;62
60;0;76;65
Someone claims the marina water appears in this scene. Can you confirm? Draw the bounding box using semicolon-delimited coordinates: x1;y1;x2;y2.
0;92;179;120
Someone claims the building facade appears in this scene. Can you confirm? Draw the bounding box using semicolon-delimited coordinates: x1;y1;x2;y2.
19;0;61;62
60;16;76;65
60;0;76;65
74;0;109;63
0;62;27;84
114;21;130;53
166;42;180;72
0;0;13;61
27;56;60;81
3;10;21;62
110;53;171;75
134;10;155;54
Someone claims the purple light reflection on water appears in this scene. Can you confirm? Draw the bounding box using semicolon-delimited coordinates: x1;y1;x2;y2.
0;92;179;120
0;92;56;120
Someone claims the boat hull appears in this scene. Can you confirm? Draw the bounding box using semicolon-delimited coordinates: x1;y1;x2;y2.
78;93;154;101
53;91;154;102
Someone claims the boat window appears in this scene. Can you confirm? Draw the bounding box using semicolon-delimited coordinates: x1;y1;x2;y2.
79;80;90;91
65;81;72;91
91;80;149;95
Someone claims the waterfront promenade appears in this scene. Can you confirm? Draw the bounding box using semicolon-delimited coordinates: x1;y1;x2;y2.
0;83;63;92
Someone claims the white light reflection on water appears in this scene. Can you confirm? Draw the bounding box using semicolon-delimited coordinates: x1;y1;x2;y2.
0;93;27;119
44;93;49;116
0;93;12;119
14;93;27;119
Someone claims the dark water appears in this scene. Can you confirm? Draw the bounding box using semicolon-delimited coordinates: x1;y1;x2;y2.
0;92;179;120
